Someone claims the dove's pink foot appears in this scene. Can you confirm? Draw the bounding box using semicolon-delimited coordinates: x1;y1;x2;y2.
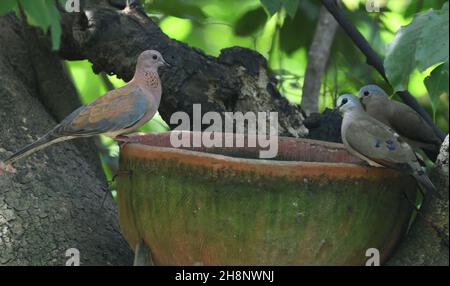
0;161;17;174
115;135;131;149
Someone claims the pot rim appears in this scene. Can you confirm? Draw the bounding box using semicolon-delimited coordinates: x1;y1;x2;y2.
120;132;404;180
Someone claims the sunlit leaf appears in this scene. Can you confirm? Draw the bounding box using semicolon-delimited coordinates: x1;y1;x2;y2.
415;2;449;71
385;2;449;91
384;4;448;91
424;61;449;118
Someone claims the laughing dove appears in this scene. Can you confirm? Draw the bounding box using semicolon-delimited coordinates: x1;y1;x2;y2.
337;94;438;197
2;50;168;166
358;85;442;152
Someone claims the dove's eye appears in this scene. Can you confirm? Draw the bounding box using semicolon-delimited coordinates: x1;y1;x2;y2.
152;55;158;60
363;91;370;96
342;98;348;105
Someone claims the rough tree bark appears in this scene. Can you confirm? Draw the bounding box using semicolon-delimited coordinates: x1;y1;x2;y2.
387;135;449;266
301;5;338;116
0;14;132;265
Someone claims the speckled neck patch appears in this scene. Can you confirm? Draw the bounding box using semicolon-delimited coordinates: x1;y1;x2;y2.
145;72;159;89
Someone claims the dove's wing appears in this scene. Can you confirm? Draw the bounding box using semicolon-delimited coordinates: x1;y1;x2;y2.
344;117;415;168
388;100;441;145
56;86;148;136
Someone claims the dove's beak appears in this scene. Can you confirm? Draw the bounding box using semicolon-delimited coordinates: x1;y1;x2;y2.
358;97;367;111
162;58;171;67
334;102;344;113
334;103;341;112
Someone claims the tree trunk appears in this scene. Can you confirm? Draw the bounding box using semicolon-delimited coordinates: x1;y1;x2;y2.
301;5;338;116
0;14;132;266
387;135;449;266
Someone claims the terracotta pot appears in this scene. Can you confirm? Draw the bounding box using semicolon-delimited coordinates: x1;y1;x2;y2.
117;131;416;266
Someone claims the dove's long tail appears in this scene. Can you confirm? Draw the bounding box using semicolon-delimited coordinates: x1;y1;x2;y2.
413;170;440;198
4;132;71;165
393;154;441;199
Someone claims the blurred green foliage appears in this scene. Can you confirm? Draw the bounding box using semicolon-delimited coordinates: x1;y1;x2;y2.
144;0;448;131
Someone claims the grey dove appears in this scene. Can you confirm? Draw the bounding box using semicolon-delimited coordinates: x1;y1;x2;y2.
337;94;438;197
358;85;442;152
2;50;168;167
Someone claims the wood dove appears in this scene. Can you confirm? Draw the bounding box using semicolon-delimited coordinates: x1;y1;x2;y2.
358;85;442;152
2;50;168;166
337;94;438;197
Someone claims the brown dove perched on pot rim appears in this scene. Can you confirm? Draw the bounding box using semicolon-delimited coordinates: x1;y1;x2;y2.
358;85;442;152
337;94;439;198
1;50;168;166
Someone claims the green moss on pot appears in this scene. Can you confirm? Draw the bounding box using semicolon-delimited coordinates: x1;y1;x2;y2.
117;132;416;266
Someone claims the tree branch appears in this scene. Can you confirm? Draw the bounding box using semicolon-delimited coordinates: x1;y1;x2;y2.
320;0;445;141
301;5;338;115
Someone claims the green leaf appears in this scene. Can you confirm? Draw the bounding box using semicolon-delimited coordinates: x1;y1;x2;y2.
19;0;61;50
403;0;448;18
20;0;51;28
0;0;17;15
385;10;431;91
424;61;449;117
279;6;315;54
260;0;282;16
47;0;62;50
385;3;449;91
415;2;449;71
234;7;268;36
282;0;299;19
50;16;61;50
